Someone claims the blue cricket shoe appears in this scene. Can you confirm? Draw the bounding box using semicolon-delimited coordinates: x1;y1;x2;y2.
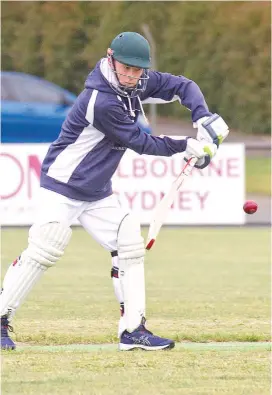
1;315;16;350
119;321;175;351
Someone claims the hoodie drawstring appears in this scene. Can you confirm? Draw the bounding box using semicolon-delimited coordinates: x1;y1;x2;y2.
137;96;149;124
127;96;135;118
126;95;149;126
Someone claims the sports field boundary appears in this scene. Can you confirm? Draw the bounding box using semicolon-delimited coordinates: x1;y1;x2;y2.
13;342;271;352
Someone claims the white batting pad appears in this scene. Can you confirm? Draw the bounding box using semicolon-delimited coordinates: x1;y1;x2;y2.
27;222;72;267
1;222;72;318
118;214;146;333
0;257;46;318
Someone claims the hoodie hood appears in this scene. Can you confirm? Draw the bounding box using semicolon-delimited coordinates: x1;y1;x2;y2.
84;58;119;95
85;58;149;122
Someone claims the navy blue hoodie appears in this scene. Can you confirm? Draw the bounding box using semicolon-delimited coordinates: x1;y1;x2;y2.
41;58;211;201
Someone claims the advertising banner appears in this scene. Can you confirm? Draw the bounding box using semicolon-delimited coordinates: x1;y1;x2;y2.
1;143;245;225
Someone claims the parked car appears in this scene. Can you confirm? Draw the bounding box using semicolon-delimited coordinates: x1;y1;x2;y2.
1;71;77;143
1;71;151;143
137;114;152;135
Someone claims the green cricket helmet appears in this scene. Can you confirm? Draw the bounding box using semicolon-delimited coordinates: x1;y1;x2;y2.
108;32;151;97
110;32;151;69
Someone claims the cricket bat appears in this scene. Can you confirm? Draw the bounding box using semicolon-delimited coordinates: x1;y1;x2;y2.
145;156;198;250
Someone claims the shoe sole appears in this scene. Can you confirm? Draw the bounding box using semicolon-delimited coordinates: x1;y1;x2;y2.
119;342;175;351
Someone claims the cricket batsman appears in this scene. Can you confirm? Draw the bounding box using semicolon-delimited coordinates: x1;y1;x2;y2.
1;32;229;350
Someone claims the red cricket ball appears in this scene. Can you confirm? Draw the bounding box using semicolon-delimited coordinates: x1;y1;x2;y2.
243;200;258;214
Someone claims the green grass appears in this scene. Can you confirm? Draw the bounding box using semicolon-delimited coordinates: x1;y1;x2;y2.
1;227;271;394
2;349;270;395
246;157;271;195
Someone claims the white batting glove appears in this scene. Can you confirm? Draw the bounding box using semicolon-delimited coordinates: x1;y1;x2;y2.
185;138;217;169
194;113;229;147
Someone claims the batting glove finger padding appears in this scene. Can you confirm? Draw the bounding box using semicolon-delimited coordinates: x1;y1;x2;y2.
195;113;229;147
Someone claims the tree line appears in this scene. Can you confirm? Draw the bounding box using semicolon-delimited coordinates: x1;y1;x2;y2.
2;1;270;134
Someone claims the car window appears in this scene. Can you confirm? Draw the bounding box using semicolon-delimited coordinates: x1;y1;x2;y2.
3;74;67;104
1;77;17;100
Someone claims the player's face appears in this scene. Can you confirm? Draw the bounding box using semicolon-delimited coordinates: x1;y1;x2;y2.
114;60;143;88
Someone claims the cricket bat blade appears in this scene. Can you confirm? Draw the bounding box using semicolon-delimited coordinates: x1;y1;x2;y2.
145;156;197;250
